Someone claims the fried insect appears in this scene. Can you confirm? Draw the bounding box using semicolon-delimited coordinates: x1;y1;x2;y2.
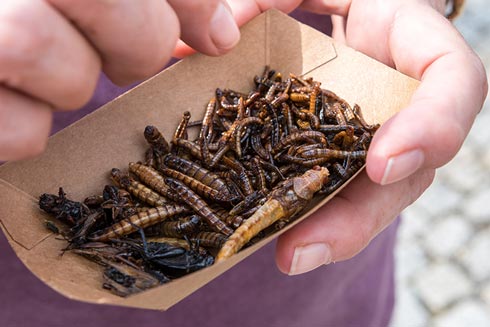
171;138;203;160
162;154;236;201
71;243;165;297
99;185;136;222
299;149;366;160
128;162;180;202
102;261;163;297
144;215;201;238
207;204;242;229
125;238;214;278
70;211;106;244
191;231;227;248
144;125;170;168
271;131;327;155
174;111;191;141
88;204;190;242
221;156;254;196
39;188;89;226
44;220;60;234
229;190;266;216
165;178;233;236
289;92;309;103
145;237;208;255
111;168;169;206
216;166;329;261
160;167;226;202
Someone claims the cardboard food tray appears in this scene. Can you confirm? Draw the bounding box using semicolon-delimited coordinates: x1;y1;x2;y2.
0;10;419;310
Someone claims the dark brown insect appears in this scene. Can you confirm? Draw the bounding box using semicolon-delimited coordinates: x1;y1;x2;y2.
102;260;164;297
39;187;89;226
164;177;233;236
88;204;191;242
146;236;208;255
272;131;327;155
144;125;170;168
191;231;227;248
160;167;226;202
133;240;214;278
128;162;180;202
174;111;191;141
163;154;236;201
144;215;201;238
111;168;169;207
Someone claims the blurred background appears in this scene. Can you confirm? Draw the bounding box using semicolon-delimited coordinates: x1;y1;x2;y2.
390;0;490;326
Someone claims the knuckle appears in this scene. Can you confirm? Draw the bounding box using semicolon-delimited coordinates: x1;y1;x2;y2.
0;1;101;109
432;117;466;166
61;68;99;109
0;9;54;69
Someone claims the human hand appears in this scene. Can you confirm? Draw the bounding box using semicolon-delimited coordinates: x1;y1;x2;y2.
224;0;488;275
0;0;239;161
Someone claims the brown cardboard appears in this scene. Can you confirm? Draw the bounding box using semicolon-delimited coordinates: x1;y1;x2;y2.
0;10;419;310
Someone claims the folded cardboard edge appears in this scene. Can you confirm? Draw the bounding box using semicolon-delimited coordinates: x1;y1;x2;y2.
0;178;52;250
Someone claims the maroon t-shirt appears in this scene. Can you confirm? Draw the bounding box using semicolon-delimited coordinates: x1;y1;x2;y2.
0;11;398;327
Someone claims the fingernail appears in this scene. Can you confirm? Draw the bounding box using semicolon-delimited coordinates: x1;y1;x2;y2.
381;149;424;185
210;3;240;51
289;243;332;275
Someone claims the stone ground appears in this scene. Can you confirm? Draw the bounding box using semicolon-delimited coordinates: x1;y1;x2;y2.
389;1;490;326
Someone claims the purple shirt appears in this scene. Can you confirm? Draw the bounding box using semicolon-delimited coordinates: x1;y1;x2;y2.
0;11;397;327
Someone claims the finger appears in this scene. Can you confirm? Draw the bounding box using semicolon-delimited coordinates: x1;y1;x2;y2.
0;87;52;161
0;0;101;109
167;0;240;57
365;4;488;185
299;0;351;16
226;0;351;26
226;0;303;26
331;15;347;43
172;0;349;58
173;0;297;58
47;0;180;85
275;168;435;275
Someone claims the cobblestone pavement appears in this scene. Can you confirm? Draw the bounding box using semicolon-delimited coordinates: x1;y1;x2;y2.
390;1;490;326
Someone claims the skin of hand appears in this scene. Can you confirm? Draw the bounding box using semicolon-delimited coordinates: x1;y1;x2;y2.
0;0;240;161
219;0;488;275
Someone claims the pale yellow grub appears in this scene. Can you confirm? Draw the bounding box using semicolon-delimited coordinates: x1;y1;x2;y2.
216;199;285;262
